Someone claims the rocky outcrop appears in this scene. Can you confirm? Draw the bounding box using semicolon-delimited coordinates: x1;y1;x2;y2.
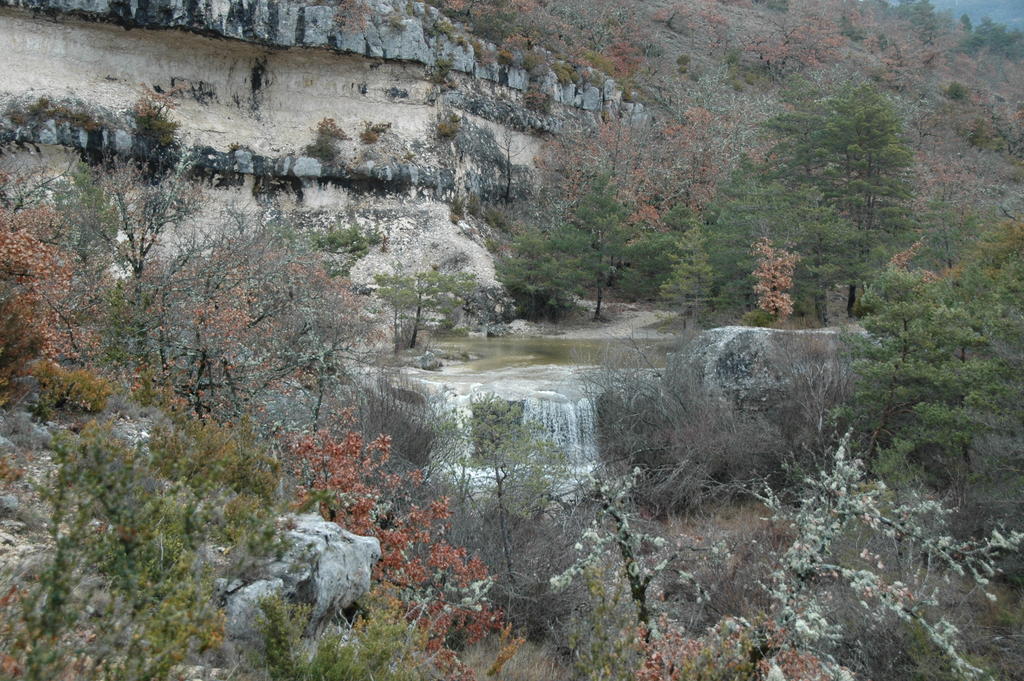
0;115;460;198
667;326;849;411
0;0;644;122
217;514;380;643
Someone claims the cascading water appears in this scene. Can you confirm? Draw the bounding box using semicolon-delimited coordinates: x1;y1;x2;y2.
521;395;597;464
403;350;602;467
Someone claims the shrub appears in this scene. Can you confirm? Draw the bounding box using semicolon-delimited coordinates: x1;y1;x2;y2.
431;57;453;85
741;308;776;327
30;361;113;418
360;121;392;144
0;299;44;406
676;53;691;73
20;97;101;131
147;416;279;503
551;61;579;85
966;117;1004;151
133;90;180;146
523;86;551;113
449;195;465;223
257;591;433;681
304;117;350;163
287;430;501;656
522;50;546;73
312;224;375;258
435;112;461;139
1;423;225;681
945;81;969;100
497;49;515;66
433;19;456;39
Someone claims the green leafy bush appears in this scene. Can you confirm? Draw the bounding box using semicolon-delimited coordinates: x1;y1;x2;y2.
304;118;350;163
945;81;969;100
312;224;377;258
552;61;580;85
147;416;279;503
133;91;180;146
1;423;225;681
257;592;432;681
31;361;113;418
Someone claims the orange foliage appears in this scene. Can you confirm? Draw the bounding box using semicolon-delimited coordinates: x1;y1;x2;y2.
752;237;799;320
636;618;831;681
0;203;72;394
289;430;501;675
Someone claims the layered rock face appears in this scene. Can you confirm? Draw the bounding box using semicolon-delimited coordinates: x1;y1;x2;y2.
218;514;381;643
0;0;644;294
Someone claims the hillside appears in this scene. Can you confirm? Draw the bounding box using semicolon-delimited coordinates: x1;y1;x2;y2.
933;0;1023;28
1;0;1023;680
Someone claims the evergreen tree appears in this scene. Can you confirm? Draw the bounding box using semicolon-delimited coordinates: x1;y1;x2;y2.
707;170;856;324
497;225;588;320
660;226;713;326
847;268;1001;489
573;175;630;320
374;269;476;350
767;82;915;315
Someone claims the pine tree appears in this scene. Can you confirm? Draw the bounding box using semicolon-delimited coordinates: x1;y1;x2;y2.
847;268;1000;489
573;175;630;320
767;82;914;315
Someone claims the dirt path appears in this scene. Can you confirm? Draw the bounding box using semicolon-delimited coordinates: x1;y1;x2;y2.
508;303;677;340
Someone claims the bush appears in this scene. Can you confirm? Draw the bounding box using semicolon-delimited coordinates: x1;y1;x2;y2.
552;61;579;85
741;308;776;327
435;112;461;139
449;195;465;223
257;592;432;681
147;416;279;503
360;121;392;144
523;86;551;113
945;81;969;100
304;117;350;163
312;224;376;258
18;96;101;131
133;91;180;146
431;57;453;85
0;299;45;406
0;423;225;681
30;361;113;418
522;50;546;73
497;49;515;66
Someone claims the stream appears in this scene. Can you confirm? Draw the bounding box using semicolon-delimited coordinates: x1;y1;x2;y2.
403;336;674;465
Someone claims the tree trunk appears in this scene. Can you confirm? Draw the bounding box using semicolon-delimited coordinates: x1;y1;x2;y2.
409;303;422;349
847;284;857;318
594;282;604;321
816;291;829;326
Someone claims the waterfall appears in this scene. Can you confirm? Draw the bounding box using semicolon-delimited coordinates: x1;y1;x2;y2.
522;396;597;464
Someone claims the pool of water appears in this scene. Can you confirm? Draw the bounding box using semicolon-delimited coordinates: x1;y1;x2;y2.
432;335;675;372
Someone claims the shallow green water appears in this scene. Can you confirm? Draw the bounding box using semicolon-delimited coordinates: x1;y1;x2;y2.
433;335;675;371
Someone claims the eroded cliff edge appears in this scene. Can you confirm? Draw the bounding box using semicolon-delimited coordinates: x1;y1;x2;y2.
0;0;645;293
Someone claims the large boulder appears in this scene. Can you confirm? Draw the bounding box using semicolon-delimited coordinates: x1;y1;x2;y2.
218;514;381;644
666;326;849;411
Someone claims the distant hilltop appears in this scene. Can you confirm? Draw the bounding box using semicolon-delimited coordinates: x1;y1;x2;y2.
931;0;1023;28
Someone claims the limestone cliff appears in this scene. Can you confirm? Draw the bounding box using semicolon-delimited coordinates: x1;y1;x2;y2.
0;0;644;294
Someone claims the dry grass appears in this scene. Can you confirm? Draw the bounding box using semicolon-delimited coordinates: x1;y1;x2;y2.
461;637;568;681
